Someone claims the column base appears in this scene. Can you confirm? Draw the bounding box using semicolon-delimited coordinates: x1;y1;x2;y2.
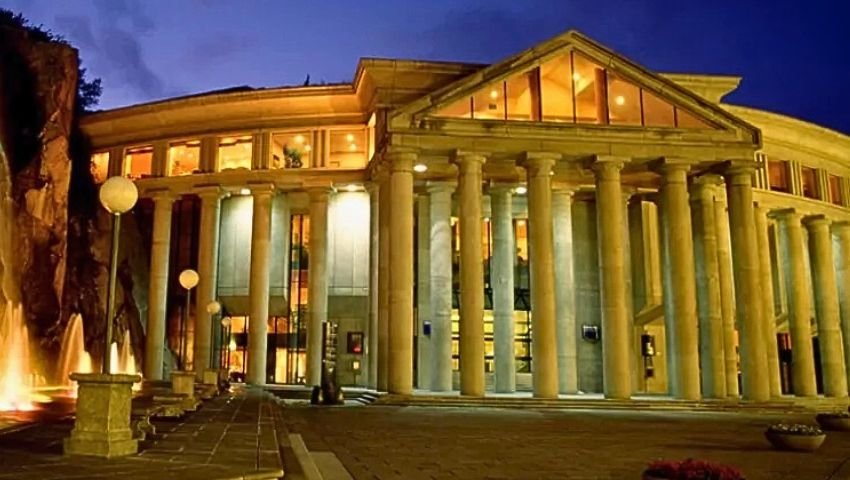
64;373;140;458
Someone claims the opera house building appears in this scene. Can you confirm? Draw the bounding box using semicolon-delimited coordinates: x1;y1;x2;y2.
81;30;850;403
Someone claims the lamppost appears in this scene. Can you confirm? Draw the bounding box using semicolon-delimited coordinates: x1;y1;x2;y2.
206;300;222;368
221;316;232;371
98;176;138;374
178;268;199;369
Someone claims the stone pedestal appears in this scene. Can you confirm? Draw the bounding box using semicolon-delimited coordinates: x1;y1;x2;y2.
202;368;219;386
171;370;198;410
64;373;141;458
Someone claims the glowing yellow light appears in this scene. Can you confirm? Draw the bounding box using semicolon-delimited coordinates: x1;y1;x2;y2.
240;188;250;195
413;163;428;173
346;133;355;142
515;186;527;195
489;89;499;100
572;73;581;81
615;95;625;106
349;143;357;151
304;145;312;152
517;219;526;226
294;135;305;144
483;217;490;223
345;184;360;192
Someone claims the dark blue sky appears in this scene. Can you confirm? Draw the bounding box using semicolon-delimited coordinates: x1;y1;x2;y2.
4;0;849;133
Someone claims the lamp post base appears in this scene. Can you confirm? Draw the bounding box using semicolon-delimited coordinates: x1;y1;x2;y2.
64;373;141;458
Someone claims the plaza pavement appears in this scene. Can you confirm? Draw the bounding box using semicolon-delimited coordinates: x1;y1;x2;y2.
280;403;850;480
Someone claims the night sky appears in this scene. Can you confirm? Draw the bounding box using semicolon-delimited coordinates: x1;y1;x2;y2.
3;0;848;134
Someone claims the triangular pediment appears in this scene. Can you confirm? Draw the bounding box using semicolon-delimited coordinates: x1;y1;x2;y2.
392;30;759;141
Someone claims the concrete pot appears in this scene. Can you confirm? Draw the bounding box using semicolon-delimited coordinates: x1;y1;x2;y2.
765;431;825;452
816;414;850;431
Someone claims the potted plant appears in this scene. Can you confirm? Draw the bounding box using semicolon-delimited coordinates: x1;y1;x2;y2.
816;411;850;431
642;459;744;480
765;423;826;452
283;145;302;168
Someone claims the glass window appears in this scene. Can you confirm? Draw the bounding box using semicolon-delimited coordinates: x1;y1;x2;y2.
642;90;675;127
123;146;152;179
830;175;843;205
676;108;712;129
768;160;790;193
540;54;575;122
167;140;200;176
218;136;252;171
606;73;641;126
572;53;603;124
472;82;506;120
801;166;817;199
329;129;367;168
435;97;472;119
506;71;535;121
91;151;109;183
272;131;312;169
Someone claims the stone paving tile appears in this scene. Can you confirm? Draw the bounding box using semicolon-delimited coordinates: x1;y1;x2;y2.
280;405;850;480
0;387;283;480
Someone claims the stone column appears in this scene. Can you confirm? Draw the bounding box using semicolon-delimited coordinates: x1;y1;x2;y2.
724;164;769;401
416;194;432;389
388;150;416;395
454;151;486;397
656;160;701;400
490;185;516;393
306;188;331;387
805;215;848;397
773;210;817;397
689;177;726;399
377;168;390;392
521;153;559;398
367;183;379;389
832;222;850;388
247;185;274;385
552;189;577;394
429;183;455;392
714;188;739;397
193;187;223;379
755;205;783;397
145;191;174;381
591;157;632;399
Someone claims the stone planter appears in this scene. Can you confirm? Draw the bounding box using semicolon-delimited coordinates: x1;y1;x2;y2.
816;414;850;431
64;373;142;458
765;431;826;452
170;370;198;411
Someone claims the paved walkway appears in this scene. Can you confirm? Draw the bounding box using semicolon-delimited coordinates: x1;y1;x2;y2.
280;404;850;480
0;386;283;480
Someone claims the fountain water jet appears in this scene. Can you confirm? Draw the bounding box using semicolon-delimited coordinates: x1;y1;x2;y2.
0;302;34;411
57;313;93;387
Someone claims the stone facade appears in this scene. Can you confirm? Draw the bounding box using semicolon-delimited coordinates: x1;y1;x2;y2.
80;29;850;402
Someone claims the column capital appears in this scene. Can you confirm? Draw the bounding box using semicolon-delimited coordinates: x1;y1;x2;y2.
194;185;227;201
689;177;718;201
451;150;489;165
486;181;515;195
831;221;850;233
519;152;559;177
248;183;276;197
307;186;333;202
385;147;418;174
769;208;803;223
148;188;176;203
551;183;577;196
719;159;758;179
588;155;627;177
366;181;380;194
649;157;694;176
426;181;456;194
802;214;831;229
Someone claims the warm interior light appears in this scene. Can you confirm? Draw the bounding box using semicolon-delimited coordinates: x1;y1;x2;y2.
489;89;499;100
304;145;312;152
515;186;527;195
294;135;305;144
346;133;355;142
413;163;428;173
240;188;250;195
345;184;360;192
572;73;581;82
615;95;625;106
517;219;526;226
483;217;490;223
349;143;357;151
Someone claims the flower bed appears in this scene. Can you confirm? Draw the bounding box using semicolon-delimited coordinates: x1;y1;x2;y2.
816;411;850;431
642;458;744;480
765;423;825;452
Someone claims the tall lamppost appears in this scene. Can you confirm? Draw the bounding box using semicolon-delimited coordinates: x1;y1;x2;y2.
98;176;138;374
178;269;199;369
206;300;222;368
221;316;232;371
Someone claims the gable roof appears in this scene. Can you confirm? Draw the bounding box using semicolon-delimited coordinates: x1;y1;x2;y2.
390;30;760;144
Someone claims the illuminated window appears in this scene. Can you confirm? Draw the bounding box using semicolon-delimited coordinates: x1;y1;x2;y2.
167;140;200;176
642;90;675;127
472;83;506;120
572;53;603;124
540;54;575;122
675;108;712;129
435;97;471;119
91;152;109;183
768;160;790;193
830;175;843;205
123;146;152;179
607;73;641;126
272;132;312;169
801;166;817;199
329;129;367;168
218;136;252;171
506;71;535;121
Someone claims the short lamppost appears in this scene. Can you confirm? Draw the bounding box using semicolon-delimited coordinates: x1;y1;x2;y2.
65;176;141;458
172;269;199;410
220;316;232;383
202;300;221;387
